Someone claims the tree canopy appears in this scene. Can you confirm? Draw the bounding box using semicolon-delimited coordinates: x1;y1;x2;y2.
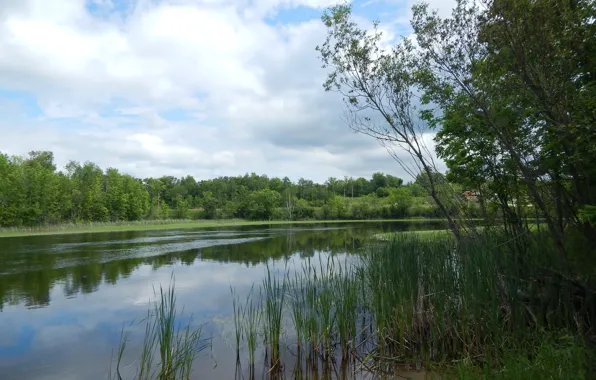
0;150;464;226
317;0;596;252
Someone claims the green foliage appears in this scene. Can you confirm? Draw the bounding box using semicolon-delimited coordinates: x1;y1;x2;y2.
1;150;466;227
317;0;596;249
455;336;586;380
174;195;189;219
242;189;281;220
411;0;596;245
579;205;596;227
200;191;218;219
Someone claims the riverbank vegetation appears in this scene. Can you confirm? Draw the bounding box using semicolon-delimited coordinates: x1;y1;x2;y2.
225;231;593;378
2;0;590;376
308;0;596;377
0;218;448;238
0;151;482;228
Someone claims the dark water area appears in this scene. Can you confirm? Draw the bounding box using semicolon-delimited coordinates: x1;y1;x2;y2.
0;221;445;379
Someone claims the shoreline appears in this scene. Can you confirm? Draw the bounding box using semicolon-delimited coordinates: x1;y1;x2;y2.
0;218;451;238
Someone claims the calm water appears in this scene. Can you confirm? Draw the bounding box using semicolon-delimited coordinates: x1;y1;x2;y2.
0;221;444;380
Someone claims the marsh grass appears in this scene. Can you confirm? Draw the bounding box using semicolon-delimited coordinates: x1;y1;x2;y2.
455;335;586;380
333;259;358;360
243;286;262;370
109;279;209;380
362;231;594;373
315;256;336;361
262;263;288;368
228;231;593;378
230;286;245;357
1;218;424;237
4;219;203;235
288;272;307;351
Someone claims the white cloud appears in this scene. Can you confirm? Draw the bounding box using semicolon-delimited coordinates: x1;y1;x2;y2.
0;0;455;182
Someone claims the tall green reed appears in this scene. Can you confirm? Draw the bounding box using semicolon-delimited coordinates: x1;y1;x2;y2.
361;230;593;367
243;286;262;369
334;259;358;360
230;286;245;357
288;270;307;352
313;255;336;360
231;230;592;376
109;278;209;380
262;263;288;368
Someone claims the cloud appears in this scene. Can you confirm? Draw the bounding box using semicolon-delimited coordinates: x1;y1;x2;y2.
0;0;455;183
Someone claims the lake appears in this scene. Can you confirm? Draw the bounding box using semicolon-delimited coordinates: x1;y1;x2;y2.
0;221;444;380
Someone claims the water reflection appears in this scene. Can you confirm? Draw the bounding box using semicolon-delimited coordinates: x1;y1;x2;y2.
0;222;444;310
0;221;445;379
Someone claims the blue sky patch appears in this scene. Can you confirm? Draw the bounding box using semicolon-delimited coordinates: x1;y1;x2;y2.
0;90;42;118
159;108;196;121
265;5;322;25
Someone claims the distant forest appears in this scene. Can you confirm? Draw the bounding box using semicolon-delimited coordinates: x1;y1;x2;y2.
0;151;472;227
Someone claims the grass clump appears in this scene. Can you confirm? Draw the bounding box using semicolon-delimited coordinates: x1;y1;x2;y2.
109;278;210;380
360;231;594;375
243;286;262;369
262;263;288;369
455;335;587;380
230;286;245;357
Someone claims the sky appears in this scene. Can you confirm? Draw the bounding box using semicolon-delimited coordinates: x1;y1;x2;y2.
0;0;456;183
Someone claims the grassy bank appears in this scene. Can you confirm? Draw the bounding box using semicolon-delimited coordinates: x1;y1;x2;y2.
0;218;446;238
224;231;594;378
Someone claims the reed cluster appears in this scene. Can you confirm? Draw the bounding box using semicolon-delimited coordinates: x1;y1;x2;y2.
229;232;593;378
109;281;210;380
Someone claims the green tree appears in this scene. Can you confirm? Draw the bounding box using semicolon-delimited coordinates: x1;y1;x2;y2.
201;191;218;219
0;154;21;225
410;0;596;251
243;189;281;220
174;194;189;219
317;4;462;240
123;176;149;220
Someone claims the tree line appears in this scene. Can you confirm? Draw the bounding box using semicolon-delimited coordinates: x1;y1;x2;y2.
0;150;472;227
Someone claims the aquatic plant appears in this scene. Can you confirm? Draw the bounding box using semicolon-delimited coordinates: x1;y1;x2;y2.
262;263;288;368
243;285;262;370
109;278;209;380
230;286;245;357
333;259;358;360
228;230;593;378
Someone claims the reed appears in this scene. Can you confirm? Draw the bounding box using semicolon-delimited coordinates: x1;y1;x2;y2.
301;260;320;351
109;279;209;380
360;230;594;368
230;286;245;357
262;263;288;367
224;231;593;377
313;255;336;360
288;270;307;352
333;259;358;360
243;286;262;369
